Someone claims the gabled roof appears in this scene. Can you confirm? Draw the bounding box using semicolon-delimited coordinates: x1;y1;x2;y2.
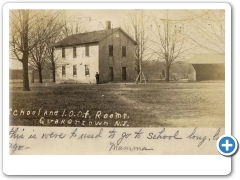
188;53;225;64
54;27;137;47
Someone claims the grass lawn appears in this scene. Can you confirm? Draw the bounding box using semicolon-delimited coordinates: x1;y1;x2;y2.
9;82;225;128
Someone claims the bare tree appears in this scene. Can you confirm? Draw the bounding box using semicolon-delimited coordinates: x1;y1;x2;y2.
61;18;77;37
60;12;88;38
45;35;62;82
29;11;64;83
28;13;47;83
10;10;31;91
29;42;47;83
123;10;151;82
10;10;64;88
186;10;225;54
150;10;189;82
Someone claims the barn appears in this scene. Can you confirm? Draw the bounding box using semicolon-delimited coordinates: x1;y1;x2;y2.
188;53;225;81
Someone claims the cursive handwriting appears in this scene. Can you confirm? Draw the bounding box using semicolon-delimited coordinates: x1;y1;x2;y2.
9;127;24;139
69;128;103;139
147;128;182;140
42;132;66;139
9;127;223;155
109;142;153;151
187;128;207;147
9;143;30;154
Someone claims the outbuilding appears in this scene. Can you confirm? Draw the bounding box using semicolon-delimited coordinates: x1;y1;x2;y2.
188;53;225;81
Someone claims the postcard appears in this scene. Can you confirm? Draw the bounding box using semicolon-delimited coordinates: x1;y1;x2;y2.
3;2;232;175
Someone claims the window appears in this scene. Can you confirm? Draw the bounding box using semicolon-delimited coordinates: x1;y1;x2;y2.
122;67;126;80
122;46;126;57
73;65;77;76
85;45;89;56
62;48;65;58
73;47;77;58
109;45;113;56
62;65;66;77
85;65;90;76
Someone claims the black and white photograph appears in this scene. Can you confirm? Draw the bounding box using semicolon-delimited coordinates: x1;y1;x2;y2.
8;7;227;155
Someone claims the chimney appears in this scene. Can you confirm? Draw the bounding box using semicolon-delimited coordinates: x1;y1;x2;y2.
105;21;111;30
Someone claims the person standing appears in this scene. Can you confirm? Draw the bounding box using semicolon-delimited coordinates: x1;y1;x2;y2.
95;72;100;84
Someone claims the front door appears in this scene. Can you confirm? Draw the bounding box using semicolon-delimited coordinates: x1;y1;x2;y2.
122;67;126;80
109;67;114;81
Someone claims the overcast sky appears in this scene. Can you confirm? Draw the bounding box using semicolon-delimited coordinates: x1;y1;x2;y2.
65;10;212;31
10;9;224;69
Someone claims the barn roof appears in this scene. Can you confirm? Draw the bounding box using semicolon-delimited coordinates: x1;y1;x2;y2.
54;27;137;47
188;53;225;64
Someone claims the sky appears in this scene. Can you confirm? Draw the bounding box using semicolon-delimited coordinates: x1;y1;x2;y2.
64;10;134;31
62;9;225;58
10;9;225;69
65;10;214;31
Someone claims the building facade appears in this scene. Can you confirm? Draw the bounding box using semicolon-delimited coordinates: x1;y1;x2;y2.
54;23;136;84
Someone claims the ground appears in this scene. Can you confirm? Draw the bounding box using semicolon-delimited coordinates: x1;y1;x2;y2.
9;82;225;127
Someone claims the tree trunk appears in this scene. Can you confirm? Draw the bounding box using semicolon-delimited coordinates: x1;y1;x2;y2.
22;56;30;91
21;10;30;91
51;49;56;82
52;68;56;82
165;66;170;82
38;68;43;83
135;58;140;82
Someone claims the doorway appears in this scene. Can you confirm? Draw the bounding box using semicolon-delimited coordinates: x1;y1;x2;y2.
122;67;126;80
109;67;114;81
